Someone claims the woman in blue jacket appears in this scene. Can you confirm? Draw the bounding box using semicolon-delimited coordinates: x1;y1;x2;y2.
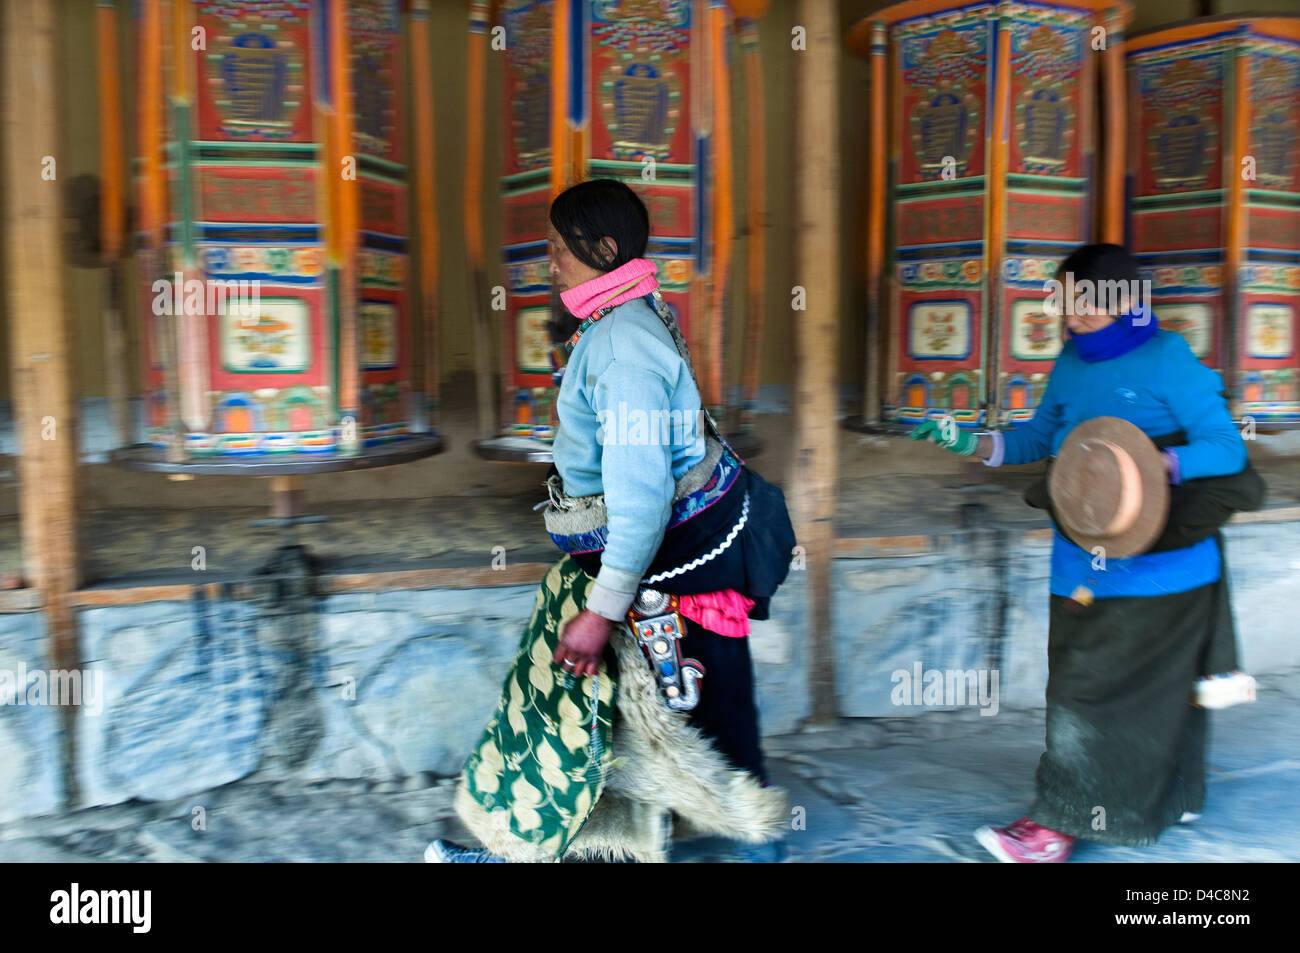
912;244;1254;861
429;179;794;863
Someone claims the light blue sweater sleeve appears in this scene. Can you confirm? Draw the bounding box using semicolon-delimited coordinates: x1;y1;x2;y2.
587;356;676;612
1159;334;1248;480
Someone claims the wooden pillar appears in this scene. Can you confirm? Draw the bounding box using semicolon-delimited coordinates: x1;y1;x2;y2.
793;0;841;725
2;0;83;803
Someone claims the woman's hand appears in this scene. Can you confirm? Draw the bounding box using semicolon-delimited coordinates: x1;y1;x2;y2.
553;609;614;678
909;418;981;456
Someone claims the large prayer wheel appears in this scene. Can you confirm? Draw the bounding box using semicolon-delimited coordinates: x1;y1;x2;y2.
133;0;427;458
473;0;763;456
1127;16;1300;426
848;0;1130;431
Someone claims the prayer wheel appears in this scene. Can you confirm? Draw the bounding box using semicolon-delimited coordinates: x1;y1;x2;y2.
848;0;1131;431
471;0;766;458
133;0;430;458
1127;16;1300;427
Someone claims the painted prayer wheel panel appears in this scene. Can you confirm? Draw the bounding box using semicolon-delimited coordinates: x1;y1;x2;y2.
499;0;716;442
873;0;1115;430
138;0;413;455
1128;18;1300;424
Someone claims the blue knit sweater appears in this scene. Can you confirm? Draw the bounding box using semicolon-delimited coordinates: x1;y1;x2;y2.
992;330;1248;598
551;295;707;620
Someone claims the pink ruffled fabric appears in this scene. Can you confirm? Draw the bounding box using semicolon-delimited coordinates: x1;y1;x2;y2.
679;590;755;638
559;257;659;320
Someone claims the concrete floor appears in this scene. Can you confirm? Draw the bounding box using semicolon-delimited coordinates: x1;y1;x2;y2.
2;670;1295;863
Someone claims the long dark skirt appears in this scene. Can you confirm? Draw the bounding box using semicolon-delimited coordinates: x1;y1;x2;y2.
1028;564;1237;846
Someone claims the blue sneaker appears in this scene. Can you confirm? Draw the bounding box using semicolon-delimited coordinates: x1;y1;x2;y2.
424;839;504;863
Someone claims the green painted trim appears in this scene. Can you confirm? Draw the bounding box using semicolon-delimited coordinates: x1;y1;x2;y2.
896;190;986;203
358;170;408;187
355;153;407;174
1006;174;1088;189
502;169;551;187
1133;189;1225;208
896;177;987;196
588;159;695;173
190;141;319;152
189;159;321;168
1006;187;1088;197
1246;192;1300;210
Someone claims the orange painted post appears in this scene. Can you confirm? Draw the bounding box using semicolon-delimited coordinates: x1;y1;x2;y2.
1100;5;1127;244
329;0;360;453
984;4;1011;419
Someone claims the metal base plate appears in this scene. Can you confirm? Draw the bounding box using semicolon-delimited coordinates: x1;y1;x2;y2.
109;433;444;476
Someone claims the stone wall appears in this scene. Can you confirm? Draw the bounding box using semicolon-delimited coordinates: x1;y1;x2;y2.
0;518;1295;822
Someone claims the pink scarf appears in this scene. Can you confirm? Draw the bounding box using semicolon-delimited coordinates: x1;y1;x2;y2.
559;257;659;320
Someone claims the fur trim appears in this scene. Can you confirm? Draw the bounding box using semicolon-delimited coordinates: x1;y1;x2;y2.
452;781;560;863
595;626;789;846
452;625;788;863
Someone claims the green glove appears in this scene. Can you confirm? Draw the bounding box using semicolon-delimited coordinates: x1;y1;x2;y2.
909;417;978;456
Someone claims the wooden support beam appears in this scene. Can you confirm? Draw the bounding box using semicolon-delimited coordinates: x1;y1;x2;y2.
2;0;83;806
793;0;841;725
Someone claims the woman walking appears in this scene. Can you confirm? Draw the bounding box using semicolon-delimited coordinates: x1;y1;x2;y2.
910;243;1262;861
428;179;795;863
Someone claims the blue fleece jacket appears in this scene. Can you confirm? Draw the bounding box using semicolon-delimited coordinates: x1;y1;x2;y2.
992;330;1248;598
551;294;707;620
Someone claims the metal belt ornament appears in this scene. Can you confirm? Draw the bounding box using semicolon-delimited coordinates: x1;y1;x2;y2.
627;588;704;711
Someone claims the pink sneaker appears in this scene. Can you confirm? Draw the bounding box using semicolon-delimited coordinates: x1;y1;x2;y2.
975;817;1074;863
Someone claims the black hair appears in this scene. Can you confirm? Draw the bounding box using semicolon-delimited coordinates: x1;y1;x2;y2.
1056;243;1140;287
548;178;650;273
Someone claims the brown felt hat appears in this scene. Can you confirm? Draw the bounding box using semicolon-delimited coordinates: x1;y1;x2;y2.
1049;416;1170;560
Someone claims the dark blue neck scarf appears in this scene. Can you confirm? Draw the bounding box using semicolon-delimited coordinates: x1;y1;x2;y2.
1068;304;1159;362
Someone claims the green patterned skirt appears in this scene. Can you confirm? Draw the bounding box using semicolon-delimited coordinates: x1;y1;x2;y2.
460;556;618;856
